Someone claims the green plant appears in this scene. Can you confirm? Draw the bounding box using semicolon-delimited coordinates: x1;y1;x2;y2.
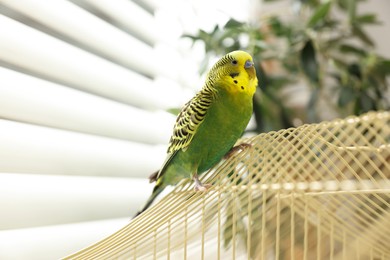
185;0;390;133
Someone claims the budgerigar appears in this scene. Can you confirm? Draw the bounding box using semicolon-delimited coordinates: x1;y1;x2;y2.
135;50;258;217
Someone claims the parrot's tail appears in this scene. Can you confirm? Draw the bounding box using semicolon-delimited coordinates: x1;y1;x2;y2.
133;182;165;218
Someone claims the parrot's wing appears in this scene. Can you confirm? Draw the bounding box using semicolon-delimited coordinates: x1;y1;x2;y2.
154;90;214;181
168;92;211;153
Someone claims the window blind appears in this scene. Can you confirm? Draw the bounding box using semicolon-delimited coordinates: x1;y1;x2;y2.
0;0;197;258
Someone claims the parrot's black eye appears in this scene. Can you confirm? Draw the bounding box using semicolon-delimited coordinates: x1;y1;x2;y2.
232;60;238;65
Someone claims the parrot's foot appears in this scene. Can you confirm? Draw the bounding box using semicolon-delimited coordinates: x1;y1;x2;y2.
224;143;252;159
193;173;211;192
194;182;212;192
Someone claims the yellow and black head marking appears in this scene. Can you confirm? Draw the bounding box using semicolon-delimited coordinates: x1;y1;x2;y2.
207;50;257;95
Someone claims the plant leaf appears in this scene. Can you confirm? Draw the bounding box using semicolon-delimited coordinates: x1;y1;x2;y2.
359;92;377;112
338;86;356;106
307;1;332;28
269;16;287;36
376;59;390;75
337;0;348;10
224;18;245;29
355;13;380;24
300;40;319;84
348;0;357;24
352;25;375;46
307;88;319;122
166;107;181;116
339;44;367;57
348;63;362;80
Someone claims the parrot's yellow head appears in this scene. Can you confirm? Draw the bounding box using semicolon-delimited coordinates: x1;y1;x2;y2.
207;50;258;97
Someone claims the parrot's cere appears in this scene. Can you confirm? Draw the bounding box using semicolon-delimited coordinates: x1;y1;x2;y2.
135;50;258;217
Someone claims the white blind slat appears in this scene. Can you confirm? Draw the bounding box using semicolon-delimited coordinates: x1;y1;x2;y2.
0;67;175;144
80;0;159;45
0;218;129;260
0;0;176;79
136;0;160;11
0;173;150;229
0;119;165;177
0;14;179;109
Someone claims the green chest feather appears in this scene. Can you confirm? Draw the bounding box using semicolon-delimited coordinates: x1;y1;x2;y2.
183;93;253;173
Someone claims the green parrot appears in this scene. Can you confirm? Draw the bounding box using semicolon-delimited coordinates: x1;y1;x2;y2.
135;50;258;217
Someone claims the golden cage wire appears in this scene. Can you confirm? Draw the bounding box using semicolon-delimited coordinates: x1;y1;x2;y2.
66;111;390;260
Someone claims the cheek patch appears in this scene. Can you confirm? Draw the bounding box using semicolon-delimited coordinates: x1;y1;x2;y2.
230;72;239;78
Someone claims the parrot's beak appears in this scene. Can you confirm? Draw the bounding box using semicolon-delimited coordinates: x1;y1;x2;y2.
245;60;256;80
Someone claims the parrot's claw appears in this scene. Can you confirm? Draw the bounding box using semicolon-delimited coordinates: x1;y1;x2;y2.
224;143;252;159
194;183;212;192
193;173;211;192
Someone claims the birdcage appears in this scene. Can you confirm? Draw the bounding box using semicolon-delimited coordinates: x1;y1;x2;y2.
66;111;390;260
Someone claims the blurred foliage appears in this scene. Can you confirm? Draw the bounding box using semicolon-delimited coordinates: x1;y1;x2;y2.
185;0;390;133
